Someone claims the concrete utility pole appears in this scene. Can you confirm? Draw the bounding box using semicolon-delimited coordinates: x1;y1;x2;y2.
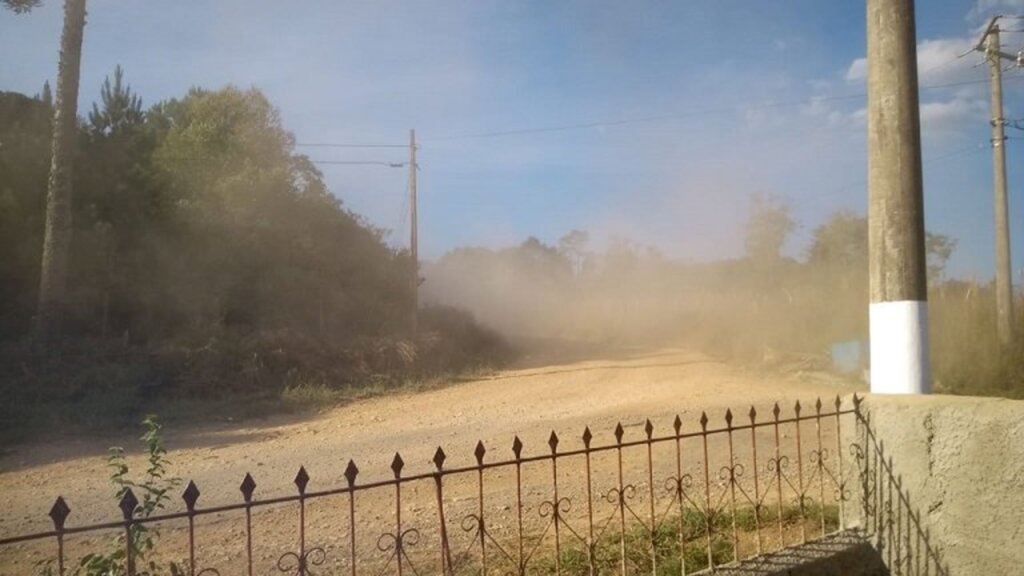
866;0;930;394
976;18;1017;346
409;129;419;336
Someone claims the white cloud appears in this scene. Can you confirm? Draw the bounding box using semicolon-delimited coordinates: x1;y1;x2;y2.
845;58;867;82
845;37;978;85
968;0;1024;23
919;97;988;131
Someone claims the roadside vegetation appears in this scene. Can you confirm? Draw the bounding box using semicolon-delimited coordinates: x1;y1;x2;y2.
423;200;1024;399
0;75;513;444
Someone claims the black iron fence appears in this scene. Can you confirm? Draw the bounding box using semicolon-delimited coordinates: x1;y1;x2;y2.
2;397;866;576
851;402;949;576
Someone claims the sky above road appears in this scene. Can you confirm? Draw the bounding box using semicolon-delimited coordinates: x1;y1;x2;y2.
2;0;1023;279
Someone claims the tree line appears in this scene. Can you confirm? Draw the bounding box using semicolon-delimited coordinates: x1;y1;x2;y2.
1;73;415;343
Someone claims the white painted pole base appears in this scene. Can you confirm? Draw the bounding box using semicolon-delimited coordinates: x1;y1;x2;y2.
869;300;931;394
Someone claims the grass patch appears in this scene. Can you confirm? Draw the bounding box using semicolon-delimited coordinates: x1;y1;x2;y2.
455;503;840;576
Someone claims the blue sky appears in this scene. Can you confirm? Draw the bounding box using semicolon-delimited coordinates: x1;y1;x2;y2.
2;0;1023;280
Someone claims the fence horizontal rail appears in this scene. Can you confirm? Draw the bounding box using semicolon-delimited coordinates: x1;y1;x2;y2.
1;396;859;576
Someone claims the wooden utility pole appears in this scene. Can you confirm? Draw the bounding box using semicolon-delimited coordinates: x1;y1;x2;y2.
409;129;418;336
866;0;930;394
977;19;1016;345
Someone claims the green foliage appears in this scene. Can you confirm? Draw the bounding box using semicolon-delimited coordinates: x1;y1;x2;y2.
56;416;181;576
2;71;510;438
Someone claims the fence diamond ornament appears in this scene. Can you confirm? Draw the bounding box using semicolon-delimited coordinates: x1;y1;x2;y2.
183;480;201;511
240;473;257;502
344;460;359;486
294;466;310;494
48;497;70;530
390;453;404;478
118;488;139;520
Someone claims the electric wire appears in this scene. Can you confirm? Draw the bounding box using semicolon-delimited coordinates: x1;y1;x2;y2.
417;76;1024;142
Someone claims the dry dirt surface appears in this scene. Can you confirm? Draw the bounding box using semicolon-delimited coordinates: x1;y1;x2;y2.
0;347;862;574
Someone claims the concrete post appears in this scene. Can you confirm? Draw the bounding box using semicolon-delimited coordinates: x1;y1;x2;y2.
986;27;1015;346
866;0;930;394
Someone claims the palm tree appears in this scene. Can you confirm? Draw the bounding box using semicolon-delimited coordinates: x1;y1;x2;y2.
5;0;89;344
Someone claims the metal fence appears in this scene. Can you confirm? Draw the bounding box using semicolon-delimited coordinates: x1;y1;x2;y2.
851;403;949;576
2;397;862;576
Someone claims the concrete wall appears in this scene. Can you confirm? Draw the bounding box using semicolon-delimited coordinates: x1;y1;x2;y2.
847;394;1024;575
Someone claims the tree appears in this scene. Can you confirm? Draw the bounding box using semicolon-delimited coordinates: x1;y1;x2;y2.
557;229;589;276
744;193;796;264
925;232;957;283
808;212;956;284
1;0;41;12
33;0;89;345
88;65;142;137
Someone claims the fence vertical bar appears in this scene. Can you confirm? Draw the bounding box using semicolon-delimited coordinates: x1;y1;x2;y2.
724;410;739;562
771;404;784;549
240;474;256;576
645;420;657;576
549;431;562;576
614;423;627;576
344;461;359;576
391;454;405;576
672;416;686;576
513;436;525;576
834;396;845;530
886;457;893;570
295;467;310;576
699;412;713;572
433;447;452;576
895;474;904;575
474;442;487;576
183;481;201;576
794;401;807;544
582;427;595;576
814;399;826;537
118;489;138;576
748;407;762;556
49;497;70;576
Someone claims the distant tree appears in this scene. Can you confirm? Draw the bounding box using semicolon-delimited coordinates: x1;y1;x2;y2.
37;81;53;108
558;229;589;276
808;212;956;284
925;232;957;283
31;0;89;345
1;0;41;13
88;65;142;137
808;212;868;268
744;193;796;264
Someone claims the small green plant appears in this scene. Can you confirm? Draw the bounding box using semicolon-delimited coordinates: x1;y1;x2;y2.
74;415;181;576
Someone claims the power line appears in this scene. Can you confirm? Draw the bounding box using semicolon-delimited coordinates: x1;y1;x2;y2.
297;143;406;148
417;76;1023;142
312;160;406;167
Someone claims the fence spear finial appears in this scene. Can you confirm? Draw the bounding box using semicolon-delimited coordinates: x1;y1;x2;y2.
182;480;201;512
240;473;257;502
49;497;70;531
474;441;487;465
344;460;360;487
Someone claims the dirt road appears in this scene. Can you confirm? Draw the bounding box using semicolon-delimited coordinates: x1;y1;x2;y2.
0;347;861;573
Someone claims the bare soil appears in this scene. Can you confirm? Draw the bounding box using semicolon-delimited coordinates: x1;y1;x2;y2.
0;347;861;574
